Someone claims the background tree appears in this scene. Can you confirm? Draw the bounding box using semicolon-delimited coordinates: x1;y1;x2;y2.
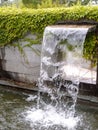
22;0;98;8
22;0;41;8
81;0;91;5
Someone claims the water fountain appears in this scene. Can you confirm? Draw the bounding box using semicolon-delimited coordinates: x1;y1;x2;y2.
0;24;98;130
24;24;98;130
39;24;97;94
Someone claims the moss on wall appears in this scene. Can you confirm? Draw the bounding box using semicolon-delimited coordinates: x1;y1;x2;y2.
83;32;98;66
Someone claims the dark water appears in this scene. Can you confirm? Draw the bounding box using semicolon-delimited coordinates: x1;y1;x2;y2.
0;85;98;130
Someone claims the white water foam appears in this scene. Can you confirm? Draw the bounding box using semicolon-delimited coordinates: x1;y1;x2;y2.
25;25;96;130
25;105;80;130
26;95;37;102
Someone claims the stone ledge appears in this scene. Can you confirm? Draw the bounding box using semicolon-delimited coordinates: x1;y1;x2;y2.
0;78;98;106
0;78;38;93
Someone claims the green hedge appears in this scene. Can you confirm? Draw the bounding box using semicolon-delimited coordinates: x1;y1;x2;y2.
0;6;98;46
0;6;98;63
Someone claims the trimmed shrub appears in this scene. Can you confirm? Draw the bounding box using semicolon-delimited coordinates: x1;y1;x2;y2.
0;6;98;46
0;6;98;63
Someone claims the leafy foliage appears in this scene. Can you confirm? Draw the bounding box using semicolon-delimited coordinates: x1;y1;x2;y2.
22;0;41;8
83;32;98;66
22;0;92;8
0;6;98;62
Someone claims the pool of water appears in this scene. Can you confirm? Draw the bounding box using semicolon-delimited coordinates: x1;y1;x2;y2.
0;85;98;130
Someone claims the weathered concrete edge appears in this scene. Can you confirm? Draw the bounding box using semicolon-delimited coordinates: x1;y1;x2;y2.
0;79;38;93
0;79;98;106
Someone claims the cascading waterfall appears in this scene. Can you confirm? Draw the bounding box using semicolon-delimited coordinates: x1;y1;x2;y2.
39;25;94;97
25;25;96;130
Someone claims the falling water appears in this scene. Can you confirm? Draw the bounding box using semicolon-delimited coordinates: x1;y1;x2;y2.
39;25;95;94
25;25;96;130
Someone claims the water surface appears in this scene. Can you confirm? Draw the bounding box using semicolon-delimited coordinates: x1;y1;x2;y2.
0;85;98;130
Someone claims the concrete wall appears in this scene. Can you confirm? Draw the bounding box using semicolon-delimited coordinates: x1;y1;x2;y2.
0;34;42;83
